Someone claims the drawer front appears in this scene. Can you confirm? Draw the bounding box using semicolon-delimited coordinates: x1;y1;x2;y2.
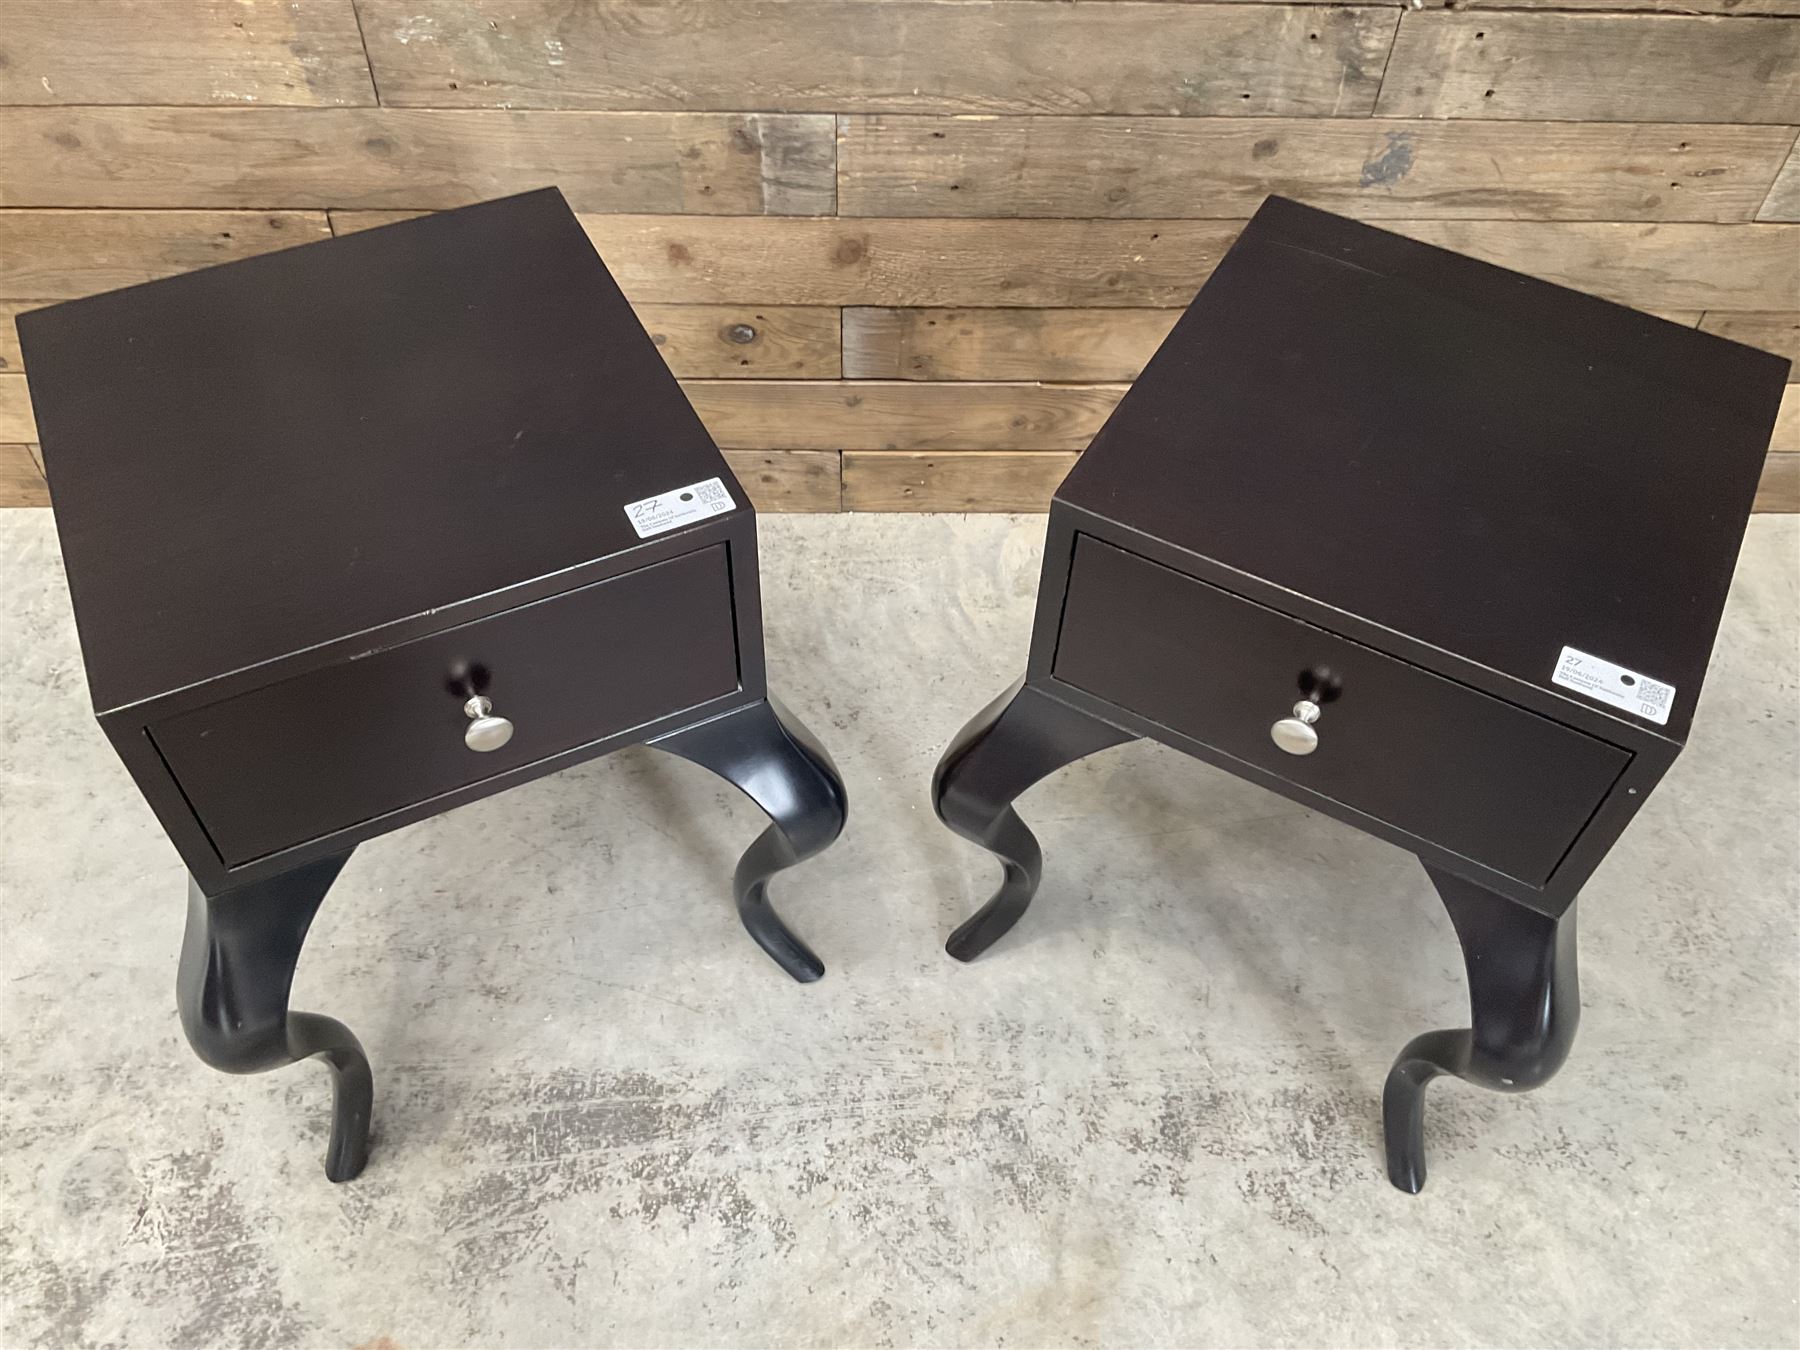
1052;536;1628;885
154;546;739;866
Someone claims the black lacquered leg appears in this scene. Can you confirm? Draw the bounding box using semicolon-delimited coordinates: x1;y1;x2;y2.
933;678;1138;962
651;695;847;983
1383;864;1579;1194
177;850;371;1182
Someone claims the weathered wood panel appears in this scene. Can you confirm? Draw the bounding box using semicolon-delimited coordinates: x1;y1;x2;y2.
1698;313;1800;371
841;451;1078;511
331;213;1246;307
329;212;1800;312
0;376;37;443
844;308;1179;382
838;117;1796;222
0;211;331;299
0;445;48;508
1761;144;1800;221
1376;13;1800;124
1775;385;1800;451
0;0;376;107
684;381;1126;451
607;217;1799;313
328;211;431;234
0;109;835;214
721;450;842;511
0;302;28;371
359;0;1398;117
641;307;841;379
1757;455;1800;511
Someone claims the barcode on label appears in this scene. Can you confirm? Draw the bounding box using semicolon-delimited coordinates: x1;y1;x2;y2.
623;477;735;538
1550;646;1676;726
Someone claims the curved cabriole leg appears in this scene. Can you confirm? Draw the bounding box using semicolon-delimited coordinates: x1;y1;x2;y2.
177;850;372;1182
1383;864;1579;1194
933;678;1138;962
651;695;847;983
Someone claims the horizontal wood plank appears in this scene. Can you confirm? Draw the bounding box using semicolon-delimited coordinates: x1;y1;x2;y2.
0;375;37;442
844;308;1179;382
1698;312;1800;371
839;117;1796;222
0;444;48;507
0;109;835;214
1376;13;1800;124
1761;144;1800;222
328;210;430;233
1775;385;1800;452
684;381;1125;451
722;450;842;511
0;210;331;299
619;216;1798;313
16;210;1788;334
0;301;28;371
359;0;1397;116
328;212;1800;312
1757;454;1799;511
0;0;376;107
842;451;1077;511
642;306;840;379
337;213;1245;307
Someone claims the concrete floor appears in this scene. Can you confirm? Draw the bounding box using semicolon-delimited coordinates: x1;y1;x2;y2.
1;510;1796;1349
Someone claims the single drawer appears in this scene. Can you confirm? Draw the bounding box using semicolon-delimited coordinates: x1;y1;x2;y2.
1052;536;1628;885
153;545;739;866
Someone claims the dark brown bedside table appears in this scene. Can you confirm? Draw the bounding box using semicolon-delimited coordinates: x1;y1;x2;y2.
933;197;1791;1193
18;189;847;1182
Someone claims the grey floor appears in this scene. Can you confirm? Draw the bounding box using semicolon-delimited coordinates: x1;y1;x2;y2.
2;510;1796;1349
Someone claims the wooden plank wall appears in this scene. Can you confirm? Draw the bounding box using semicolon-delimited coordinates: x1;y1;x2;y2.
1;0;1795;513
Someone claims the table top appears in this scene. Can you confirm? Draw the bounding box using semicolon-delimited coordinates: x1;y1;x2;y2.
1058;197;1791;741
20;189;739;713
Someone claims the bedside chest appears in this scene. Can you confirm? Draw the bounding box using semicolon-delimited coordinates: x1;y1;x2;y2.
19;189;847;1182
932;197;1791;1192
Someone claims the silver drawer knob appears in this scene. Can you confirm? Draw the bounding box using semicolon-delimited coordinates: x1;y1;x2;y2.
1270;699;1322;756
463;695;514;752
